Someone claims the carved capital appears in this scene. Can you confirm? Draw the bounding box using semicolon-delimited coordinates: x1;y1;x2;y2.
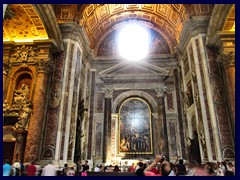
103;88;113;98
217;52;235;67
155;86;167;98
36;59;52;74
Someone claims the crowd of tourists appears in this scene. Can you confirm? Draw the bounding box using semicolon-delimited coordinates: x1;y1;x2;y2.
3;156;235;176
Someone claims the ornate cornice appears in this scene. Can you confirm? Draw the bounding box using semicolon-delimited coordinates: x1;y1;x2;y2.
178;16;210;53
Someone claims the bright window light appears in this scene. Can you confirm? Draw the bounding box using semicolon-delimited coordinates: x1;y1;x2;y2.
118;24;149;61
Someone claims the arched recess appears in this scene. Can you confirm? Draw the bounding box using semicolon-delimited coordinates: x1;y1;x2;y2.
118;97;153;154
112;90;158;114
5;66;37;106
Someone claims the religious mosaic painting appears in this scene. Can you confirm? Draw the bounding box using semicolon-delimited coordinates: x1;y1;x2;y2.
119;98;153;154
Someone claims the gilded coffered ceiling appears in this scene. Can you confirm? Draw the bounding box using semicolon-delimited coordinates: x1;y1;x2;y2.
222;5;235;31
78;4;215;56
80;4;189;55
4;4;220;57
3;4;48;42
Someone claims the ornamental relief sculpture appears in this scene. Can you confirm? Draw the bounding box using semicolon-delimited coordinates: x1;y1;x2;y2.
211;77;226;105
3;83;33;130
49;81;62;108
12;84;30;108
15;102;32;130
3;58;12;75
12;84;32;130
81;111;88;159
198;119;207;158
11;45;39;63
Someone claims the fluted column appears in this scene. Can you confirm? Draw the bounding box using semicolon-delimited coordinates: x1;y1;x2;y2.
24;60;51;162
215;31;235;137
219;53;235;125
102;88;113;163
155;86;169;160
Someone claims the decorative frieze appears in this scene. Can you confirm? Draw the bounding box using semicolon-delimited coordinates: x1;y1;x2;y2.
11;45;39;63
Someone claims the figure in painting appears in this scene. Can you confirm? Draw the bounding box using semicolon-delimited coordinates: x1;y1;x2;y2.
119;98;152;153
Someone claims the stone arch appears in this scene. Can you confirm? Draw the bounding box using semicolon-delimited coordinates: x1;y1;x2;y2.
222;146;235;159
33;4;63;51
112;90;158;113
41;146;55;159
206;4;233;46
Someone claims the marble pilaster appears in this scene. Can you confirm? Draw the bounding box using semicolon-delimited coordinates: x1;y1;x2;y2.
24;63;50;162
191;37;213;161
173;68;187;159
155;87;169;160
102;88;113;163
218;52;235;126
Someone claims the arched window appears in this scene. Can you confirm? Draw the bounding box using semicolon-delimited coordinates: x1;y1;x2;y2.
119;98;153;154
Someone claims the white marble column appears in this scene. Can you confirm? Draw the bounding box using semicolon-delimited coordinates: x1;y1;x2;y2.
191;36;214;162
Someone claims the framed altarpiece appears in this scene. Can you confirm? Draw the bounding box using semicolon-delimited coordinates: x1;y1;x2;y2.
118;98;153;154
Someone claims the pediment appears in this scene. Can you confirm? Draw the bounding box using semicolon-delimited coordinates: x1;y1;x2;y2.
99;61;169;81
